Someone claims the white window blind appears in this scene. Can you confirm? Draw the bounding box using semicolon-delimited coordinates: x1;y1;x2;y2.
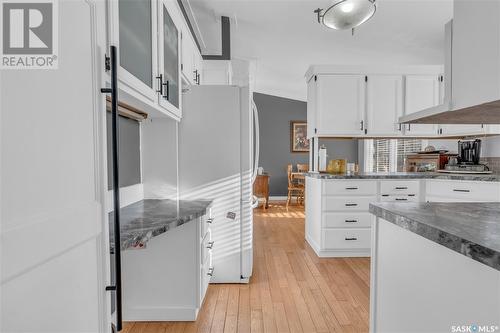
365;139;425;173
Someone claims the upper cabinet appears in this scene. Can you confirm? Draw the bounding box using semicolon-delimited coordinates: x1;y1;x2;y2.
108;0;201;121
158;0;181;112
403;75;440;136
315;75;366;137
366;75;403;137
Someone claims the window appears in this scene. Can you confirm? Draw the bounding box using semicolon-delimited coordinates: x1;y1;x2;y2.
365;139;426;173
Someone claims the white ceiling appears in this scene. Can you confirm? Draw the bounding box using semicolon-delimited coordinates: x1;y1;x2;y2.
188;0;453;101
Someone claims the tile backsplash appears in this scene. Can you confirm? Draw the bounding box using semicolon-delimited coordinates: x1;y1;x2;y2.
481;157;500;172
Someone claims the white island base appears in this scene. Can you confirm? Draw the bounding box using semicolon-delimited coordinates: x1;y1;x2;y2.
370;217;500;333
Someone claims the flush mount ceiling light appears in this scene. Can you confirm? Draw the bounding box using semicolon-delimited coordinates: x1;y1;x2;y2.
314;0;376;31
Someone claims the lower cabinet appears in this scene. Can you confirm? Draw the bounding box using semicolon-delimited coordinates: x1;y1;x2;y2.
426;180;500;202
122;206;213;321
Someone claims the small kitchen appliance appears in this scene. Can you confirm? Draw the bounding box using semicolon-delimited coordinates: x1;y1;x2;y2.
441;139;491;173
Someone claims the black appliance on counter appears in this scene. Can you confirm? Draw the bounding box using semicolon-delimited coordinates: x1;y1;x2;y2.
444;139;490;173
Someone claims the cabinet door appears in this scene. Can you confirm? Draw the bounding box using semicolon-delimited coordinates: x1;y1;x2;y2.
439;124;485;136
404;75;440;136
307;76;317;138
158;0;181;116
181;31;195;85
194;50;203;85
366;75;403;136
117;0;157;101
316;75;366;136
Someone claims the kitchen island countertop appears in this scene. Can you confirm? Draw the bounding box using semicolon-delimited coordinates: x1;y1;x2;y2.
369;202;500;271
307;171;500;182
109;199;212;252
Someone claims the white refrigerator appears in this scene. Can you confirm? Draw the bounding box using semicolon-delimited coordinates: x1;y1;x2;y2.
178;85;259;283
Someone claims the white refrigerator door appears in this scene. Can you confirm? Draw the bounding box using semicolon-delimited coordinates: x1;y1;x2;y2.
179;86;243;283
1;1;109;332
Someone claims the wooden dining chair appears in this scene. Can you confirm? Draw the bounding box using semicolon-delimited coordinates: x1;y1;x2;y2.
287;164;305;209
296;163;309;173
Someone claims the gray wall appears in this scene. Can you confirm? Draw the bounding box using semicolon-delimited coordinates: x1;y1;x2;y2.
254;92;358;196
107;114;141;190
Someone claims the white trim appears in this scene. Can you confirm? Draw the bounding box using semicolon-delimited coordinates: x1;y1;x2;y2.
306;234;370;257
269;196;288;201
124;305;199;321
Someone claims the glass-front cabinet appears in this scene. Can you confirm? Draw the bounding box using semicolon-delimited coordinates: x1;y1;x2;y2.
108;0;182;120
158;0;181;114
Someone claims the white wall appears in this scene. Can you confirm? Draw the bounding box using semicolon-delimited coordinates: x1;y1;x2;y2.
428;136;500;157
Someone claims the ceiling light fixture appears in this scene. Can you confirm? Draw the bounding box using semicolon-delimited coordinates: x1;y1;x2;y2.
314;0;376;32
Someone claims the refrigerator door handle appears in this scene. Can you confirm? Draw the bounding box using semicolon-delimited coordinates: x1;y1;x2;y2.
251;99;260;184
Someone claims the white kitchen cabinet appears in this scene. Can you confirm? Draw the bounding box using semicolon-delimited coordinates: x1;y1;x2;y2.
157;0;182;117
203;60;233;85
181;30;202;86
439;124;486;136
425;180;500;202
122;206;214;321
404;75;440;136
315;74;366;136
366;75;404;136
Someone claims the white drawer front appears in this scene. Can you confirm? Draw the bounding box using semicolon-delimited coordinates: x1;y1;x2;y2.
324;180;377;196
380;180;420;195
201;213;214;238
426;180;500;201
380;194;419;202
323;228;371;250
201;230;213;266
323;196;377;212
323;212;372;228
200;252;213;305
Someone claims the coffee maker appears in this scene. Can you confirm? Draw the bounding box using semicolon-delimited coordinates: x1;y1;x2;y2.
445;139;490;172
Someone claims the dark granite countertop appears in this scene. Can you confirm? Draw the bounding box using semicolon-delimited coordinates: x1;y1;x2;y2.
109;199;212;252
369;202;500;271
307;172;500;182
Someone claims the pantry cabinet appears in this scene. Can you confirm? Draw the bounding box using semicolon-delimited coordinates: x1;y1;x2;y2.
314;74;366;136
366;75;404;136
403;75;440;136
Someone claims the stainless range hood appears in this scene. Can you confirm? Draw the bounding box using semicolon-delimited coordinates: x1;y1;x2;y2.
400;0;500;125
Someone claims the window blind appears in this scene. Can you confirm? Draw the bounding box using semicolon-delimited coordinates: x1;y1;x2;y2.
366;139;424;173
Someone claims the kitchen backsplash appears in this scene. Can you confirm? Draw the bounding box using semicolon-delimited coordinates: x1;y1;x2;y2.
481;157;500;172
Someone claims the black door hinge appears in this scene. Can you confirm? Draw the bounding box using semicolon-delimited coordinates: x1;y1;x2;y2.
181;63;183;71
104;54;111;72
315;128;317;134
314;75;317;82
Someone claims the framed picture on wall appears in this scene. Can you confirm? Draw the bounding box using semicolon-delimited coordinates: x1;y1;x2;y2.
290;121;310;153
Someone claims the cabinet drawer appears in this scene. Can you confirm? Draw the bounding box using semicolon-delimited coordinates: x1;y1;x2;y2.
323;196;377;211
323;228;371;250
426;180;500;201
380;180;420;195
201;208;214;237
380;194;419;202
324;180;377;196
323;212;372;228
200;252;213;305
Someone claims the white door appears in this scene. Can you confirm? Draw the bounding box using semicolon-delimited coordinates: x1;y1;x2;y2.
316;75;366;136
404;75;440;136
1;1;109;332
366;75;404;136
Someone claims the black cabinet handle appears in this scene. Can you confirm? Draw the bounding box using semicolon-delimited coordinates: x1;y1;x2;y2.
395;198;408;201
453;189;470;193
101;45;122;333
207;267;215;276
197;72;200;85
345;203;358;207
162;80;169;100
345;187;358;190
207;218;214;224
156;74;163;95
360;120;364;131
345;237;358;241
193;69;198;82
206;241;214;250
345;220;358;223
395;187;408;190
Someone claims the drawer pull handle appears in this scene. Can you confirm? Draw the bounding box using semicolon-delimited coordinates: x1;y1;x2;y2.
345;237;358;241
408;194;416;197
345;187;358;190
206;218;214;224
206;241;214;250
395;187;408;190
207;267;215;276
381;194;389;197
345;220;358;223
453;189;470;193
395;198;408;201
345;203;358;207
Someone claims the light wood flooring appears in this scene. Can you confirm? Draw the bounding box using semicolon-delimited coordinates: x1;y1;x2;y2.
123;202;370;333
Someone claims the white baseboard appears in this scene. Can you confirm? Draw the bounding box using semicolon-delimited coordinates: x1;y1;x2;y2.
305;234;370;258
269;196;288;201
123;305;199;321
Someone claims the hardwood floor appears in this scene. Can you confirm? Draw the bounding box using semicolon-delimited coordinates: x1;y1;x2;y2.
124;203;370;333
